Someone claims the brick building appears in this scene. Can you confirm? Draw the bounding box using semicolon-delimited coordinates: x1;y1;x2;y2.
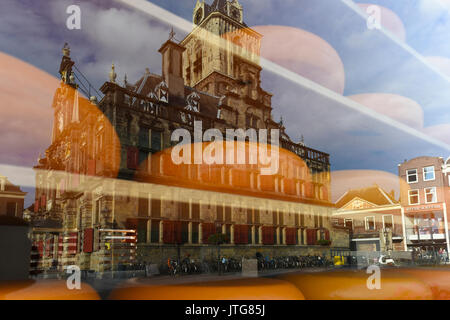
31;0;345;273
333;185;404;252
0;174;26;218
399;156;450;254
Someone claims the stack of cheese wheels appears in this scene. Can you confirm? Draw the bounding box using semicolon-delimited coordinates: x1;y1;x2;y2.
0;280;100;300
277;269;433;300
384;268;450;300
109;277;305;300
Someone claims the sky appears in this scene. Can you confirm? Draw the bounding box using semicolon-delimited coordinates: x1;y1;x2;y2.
1;0;450;205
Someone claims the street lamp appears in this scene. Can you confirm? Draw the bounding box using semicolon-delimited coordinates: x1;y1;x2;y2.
101;207;113;277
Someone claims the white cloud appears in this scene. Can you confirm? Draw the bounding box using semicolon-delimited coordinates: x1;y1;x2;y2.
419;0;450;15
46;0;177;86
0;0;179;89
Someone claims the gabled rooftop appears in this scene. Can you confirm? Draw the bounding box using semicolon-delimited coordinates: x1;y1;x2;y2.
335;184;397;208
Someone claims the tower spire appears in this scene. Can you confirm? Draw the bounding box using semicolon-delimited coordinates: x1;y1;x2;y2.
169;27;176;41
59;43;75;84
109;63;117;83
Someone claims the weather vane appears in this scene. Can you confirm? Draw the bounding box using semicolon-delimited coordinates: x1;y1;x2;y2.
169;27;176;41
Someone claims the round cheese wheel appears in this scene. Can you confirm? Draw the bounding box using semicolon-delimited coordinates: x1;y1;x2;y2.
385;268;450;300
0;280;100;300
278;269;433;300
109;277;305;300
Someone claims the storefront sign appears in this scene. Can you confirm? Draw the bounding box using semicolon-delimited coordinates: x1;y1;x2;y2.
405;203;443;212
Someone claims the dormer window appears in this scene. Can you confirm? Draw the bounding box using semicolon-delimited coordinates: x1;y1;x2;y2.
186;92;200;112
194;8;203;25
156;81;168;103
146;91;157;113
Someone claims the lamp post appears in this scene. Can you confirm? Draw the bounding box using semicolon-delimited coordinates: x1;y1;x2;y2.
101;207;113;277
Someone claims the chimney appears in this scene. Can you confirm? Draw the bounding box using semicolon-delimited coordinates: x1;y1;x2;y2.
159;38;186;98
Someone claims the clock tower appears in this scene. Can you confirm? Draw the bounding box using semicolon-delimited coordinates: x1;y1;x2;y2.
182;0;274;130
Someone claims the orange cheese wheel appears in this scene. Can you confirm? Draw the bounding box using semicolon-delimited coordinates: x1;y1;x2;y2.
278;269;433;300
0;280;100;300
385;268;450;300
109;277;305;300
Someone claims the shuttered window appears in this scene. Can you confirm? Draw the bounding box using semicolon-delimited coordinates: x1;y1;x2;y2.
285;228;296;245
127;147;139;169
162;221;182;244
262;226;275;245
234;225;248;244
306;229;317;245
83;228;94;253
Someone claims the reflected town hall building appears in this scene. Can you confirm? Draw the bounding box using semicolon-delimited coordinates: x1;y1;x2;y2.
31;0;345;272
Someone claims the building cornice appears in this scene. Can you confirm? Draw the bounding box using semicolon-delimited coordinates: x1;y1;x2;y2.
181;11;262;46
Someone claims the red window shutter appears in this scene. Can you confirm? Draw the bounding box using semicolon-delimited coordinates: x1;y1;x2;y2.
41;194;46;207
87;160;96;176
234;225;240;244
324;229;330;241
127;147;139;170
235;225;248;244
238;225;243;244
262;226;274;245
83;228;94;253
37;241;44;257
307;229;312;245
163;221;176;244
286;228;296;245
34;200;39;212
306;229;317;245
